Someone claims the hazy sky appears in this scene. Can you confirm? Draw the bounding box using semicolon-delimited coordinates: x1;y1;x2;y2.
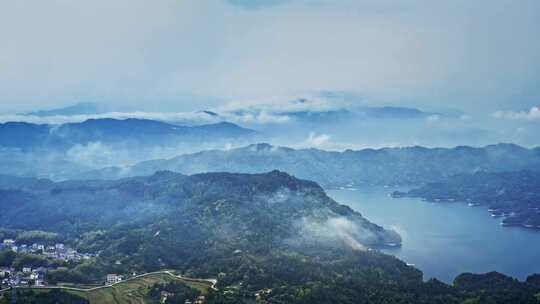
1;0;539;113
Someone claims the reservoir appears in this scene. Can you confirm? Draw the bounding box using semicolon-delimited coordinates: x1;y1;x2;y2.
327;186;540;283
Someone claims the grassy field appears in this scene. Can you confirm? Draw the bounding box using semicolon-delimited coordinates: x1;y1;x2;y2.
1;272;214;304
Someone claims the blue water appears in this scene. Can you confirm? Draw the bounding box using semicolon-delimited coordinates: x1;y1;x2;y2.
327;186;540;283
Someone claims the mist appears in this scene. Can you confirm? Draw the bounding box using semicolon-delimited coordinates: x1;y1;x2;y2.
2;0;539;149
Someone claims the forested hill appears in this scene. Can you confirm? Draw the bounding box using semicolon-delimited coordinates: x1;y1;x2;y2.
0;170;400;253
2;171;540;303
79;143;540;187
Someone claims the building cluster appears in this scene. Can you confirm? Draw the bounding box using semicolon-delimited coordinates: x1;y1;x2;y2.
254;288;273;301
0;266;47;289
0;239;96;262
0;239;99;289
184;295;205;304
223;283;272;302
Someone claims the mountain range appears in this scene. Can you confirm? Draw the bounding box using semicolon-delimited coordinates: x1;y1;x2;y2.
0;119;256;151
22;100;445;124
26;102;109;117
78;143;540;187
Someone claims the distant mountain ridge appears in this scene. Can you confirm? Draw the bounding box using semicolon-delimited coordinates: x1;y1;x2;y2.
392;170;540;229
24;100;442;122
358;106;440;119
26;102;108;116
78;143;540;187
0;118;256;150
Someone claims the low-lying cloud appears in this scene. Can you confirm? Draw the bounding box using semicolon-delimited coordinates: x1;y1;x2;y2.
0;98;347;126
219;96;346;114
493;107;540;121
306;132;331;148
292;216;379;251
0;111;220;125
220;110;292;125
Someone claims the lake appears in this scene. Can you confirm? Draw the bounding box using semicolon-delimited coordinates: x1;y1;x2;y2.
327;186;540;283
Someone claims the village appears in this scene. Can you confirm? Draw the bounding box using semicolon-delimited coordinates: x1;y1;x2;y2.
0;238;97;289
1;239;212;303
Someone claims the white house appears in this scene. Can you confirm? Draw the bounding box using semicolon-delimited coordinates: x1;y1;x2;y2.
0;268;12;278
106;274;123;285
2;239;15;245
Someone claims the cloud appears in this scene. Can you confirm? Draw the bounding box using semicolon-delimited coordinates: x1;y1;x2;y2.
0;111;220;125
220;110;292;124
66;142;118;167
0;109;293;126
292;216;382;251
256;188;378;251
218;96;345;114
326;217;367;251
0;97;338;125
493;107;540;121
306;132;331;148
227;0;289;10
1;0;539;113
426;114;441;122
215;96;351;124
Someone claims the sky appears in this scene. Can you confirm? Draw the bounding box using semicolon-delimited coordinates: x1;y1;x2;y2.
1;0;539;114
